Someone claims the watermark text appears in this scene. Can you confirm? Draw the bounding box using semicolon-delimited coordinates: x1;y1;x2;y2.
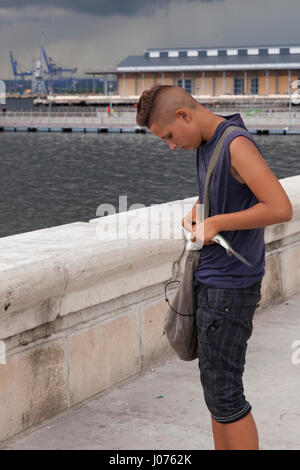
291;340;300;365
0;80;6;105
95;195;204;244
0;340;6;365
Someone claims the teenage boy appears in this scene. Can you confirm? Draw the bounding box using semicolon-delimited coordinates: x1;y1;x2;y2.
136;85;293;450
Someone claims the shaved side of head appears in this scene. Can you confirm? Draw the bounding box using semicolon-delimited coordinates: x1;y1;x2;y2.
136;85;200;128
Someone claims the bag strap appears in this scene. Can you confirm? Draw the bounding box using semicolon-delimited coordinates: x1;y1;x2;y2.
168;124;250;283
203;124;251;219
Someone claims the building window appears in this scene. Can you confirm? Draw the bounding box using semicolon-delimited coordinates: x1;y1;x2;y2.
207;49;218;56
247;48;259;55
178;79;192;94
168;51;179;58
227;49;238;56
149;51;160;58
234;78;243;95
251;77;259;94
268;48;280;55
187;50;198;57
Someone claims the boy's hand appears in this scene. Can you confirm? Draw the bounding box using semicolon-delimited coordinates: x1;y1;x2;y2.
190;217;220;245
181;215;193;233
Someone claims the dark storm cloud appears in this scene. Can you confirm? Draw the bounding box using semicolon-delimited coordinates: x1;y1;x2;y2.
0;0;224;17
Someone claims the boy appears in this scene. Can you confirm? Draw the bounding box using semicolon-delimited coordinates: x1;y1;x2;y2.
136;85;293;450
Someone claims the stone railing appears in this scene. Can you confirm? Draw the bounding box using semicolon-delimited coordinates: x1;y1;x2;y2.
0;111;138;128
0;174;299;443
1;110;300;131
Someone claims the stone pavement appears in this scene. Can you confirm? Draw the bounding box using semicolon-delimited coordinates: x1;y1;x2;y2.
1;292;300;450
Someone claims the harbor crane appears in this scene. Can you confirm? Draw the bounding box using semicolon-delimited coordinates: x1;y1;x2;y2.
9;51;32;94
40;46;77;93
26;48;47;95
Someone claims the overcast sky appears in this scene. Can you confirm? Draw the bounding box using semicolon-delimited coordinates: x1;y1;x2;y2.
0;0;299;79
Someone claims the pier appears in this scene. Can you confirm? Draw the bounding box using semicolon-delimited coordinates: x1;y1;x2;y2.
0;175;299;447
1;109;300;134
0;110;145;134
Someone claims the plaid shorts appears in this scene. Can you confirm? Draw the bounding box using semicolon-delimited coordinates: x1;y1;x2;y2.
193;277;262;424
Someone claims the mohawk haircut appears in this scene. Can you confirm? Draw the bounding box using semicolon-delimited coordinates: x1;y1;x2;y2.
136;85;198;128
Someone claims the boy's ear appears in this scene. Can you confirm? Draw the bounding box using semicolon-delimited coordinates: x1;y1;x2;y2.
175;108;191;122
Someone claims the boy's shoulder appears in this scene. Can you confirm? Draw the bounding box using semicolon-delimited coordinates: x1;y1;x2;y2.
228;134;255;184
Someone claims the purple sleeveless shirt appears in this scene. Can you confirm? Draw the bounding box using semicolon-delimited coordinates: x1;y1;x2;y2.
193;113;265;288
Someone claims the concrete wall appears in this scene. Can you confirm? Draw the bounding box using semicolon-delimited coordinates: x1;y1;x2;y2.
0;175;300;443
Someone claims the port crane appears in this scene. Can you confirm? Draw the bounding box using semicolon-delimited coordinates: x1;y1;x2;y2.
26;48;47;95
40;46;77;93
9;51;32;94
8;35;101;96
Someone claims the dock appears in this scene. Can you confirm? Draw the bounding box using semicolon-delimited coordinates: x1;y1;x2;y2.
0;126;147;134
1;110;300;134
1;127;300;135
2;127;300;135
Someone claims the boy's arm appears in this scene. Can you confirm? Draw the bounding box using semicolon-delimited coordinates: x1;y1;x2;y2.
191;136;293;244
210;136;293;232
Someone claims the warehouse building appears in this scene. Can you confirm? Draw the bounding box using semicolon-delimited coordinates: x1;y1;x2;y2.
116;44;300;100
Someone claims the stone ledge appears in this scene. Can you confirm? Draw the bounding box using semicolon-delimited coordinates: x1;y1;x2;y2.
0;176;299;443
0;180;299;341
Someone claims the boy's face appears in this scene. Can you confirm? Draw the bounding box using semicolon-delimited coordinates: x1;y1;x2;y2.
150;109;201;151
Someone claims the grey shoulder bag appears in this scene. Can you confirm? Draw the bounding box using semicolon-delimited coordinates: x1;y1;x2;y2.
162;125;244;361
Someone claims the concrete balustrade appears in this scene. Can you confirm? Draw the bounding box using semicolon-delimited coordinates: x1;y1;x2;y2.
0;175;299;443
2;111;300;133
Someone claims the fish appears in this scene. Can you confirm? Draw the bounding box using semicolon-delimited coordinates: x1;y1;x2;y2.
211;234;252;266
182;227;252;266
